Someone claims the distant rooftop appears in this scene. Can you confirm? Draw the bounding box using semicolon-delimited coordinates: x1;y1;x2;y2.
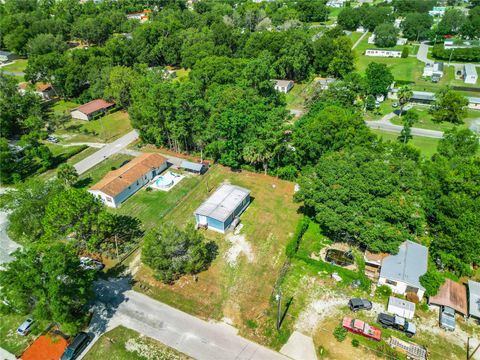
180;160;204;172
468;280;480;318
380;241;428;291
195;184;250;222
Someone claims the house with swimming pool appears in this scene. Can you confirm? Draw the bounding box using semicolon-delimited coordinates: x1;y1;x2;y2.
89;153;167;208
195;184;250;233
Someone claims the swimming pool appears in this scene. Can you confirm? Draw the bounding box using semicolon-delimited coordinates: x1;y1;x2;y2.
155;175;174;188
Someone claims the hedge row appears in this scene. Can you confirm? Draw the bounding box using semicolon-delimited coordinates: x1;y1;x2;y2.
432;44;480;62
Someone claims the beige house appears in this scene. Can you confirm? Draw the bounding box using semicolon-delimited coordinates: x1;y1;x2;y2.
71;99;115;121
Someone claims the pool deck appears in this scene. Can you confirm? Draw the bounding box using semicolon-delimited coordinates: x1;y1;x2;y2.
150;171;185;192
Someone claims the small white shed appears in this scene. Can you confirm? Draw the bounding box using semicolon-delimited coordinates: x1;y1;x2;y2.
388;296;415;320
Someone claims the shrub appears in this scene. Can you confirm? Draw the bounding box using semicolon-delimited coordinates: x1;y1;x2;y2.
333;325;347;342
246;319;258;329
276;165;298;181
351;338;360;347
401;47;409;58
406;292;419;304
375;284;392;298
419;302;429;312
420;269;445;297
285;217;310;258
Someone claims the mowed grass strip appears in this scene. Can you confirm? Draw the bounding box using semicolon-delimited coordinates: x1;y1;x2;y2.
371;129;440;158
0;314;50;356
134;164;301;345
83;326;191;360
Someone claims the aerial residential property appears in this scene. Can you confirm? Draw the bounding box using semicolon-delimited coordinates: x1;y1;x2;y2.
70;99;115;121
194;184;250;233
273;79;294;93
365;49;402;58
89;153;168;207
464;64;478;85
378;241;428;300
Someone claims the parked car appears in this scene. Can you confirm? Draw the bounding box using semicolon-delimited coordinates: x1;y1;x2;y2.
46;135;59;143
377;313;416;337
342;317;381;341
392;102;399;108
348;298;372;312
61;332;93;360
79;257;104;271
440;306;455;331
17;318;34;336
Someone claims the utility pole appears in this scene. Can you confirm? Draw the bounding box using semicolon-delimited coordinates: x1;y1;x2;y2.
275;289;282;331
467;337;480;360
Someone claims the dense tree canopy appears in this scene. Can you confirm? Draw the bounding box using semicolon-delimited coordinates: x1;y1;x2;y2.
374;23;398;48
430;88;468;124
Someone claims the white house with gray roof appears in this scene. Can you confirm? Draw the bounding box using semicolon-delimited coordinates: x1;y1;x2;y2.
195;184;250;233
378;241;428;300
468;280;480;320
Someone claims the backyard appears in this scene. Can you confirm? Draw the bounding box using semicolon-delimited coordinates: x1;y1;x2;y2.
54;111;132;144
83;326;190;360
371;129;440;158
1;59;28;73
132;164;301;345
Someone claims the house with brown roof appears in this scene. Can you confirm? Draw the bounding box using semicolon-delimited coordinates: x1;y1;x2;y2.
70;99;115;121
89;153;168;207
429;279;468;316
18;82;55;100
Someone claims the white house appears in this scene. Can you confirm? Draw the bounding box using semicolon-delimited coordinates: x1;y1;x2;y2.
423;62;444;82
368;35;376;44
89;153;168;208
0;51;14;63
71;99;115;121
326;0;346;8
467;97;480;110
18;82;55;101
378;241;428;300
126;10;152;23
428;7;446;17
464;64;478;84
365;49;402;58
273;79;294;93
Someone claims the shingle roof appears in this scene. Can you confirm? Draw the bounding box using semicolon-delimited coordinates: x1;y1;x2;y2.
380;241;428;291
75;99;114;115
195;184;250;222
468;280;480;318
90;153;167;197
430;279;468;315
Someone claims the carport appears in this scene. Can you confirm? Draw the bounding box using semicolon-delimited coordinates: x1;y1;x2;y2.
429;279;468;315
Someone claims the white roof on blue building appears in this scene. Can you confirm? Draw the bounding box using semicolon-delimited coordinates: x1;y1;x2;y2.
380;241;428;291
468;280;480;318
195;184;250;222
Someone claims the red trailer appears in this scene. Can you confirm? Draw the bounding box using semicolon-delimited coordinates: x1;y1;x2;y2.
342;317;382;341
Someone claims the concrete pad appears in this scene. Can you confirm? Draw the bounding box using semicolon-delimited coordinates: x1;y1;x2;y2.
0;347;16;360
281;331;317;360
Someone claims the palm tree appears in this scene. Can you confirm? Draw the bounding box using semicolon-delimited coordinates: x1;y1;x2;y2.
243;142;273;175
397;85;413;117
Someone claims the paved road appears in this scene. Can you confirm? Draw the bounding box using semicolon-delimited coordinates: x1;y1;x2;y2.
366;112;444;139
416;42;431;65
74;130;139;175
79;278;287;360
352;31;368;50
0;70;25;77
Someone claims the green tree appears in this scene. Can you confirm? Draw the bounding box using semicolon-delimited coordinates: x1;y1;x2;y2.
374;23;398;48
337;7;363;30
401;46;409;58
398;110;418;144
295;146;424;253
57;163;78;187
104;66;136;109
27;33;68;56
0;243;94;333
397;85;413;114
365;62;394;96
142;224;214;283
430;88;468;124
437;128;479;159
401;13;433;41
420;269;445;297
437;9;466;35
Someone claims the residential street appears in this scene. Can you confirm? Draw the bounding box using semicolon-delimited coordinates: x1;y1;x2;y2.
416;42;431;65
73;130;139;175
79;278;288;360
365;112;444;139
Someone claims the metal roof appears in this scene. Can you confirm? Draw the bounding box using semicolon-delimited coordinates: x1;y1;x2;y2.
0;51;12;56
464;63;478;76
195;184;250;222
430;279;468;315
379;241;428;291
468;280;480;318
467;96;480;104
411;91;435;101
180;160;204;172
389;296;416;312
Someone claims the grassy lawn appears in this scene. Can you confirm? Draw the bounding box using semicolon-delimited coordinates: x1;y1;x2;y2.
356;55;422;83
133;164;301;346
0;314;50;356
349;31;363;46
1;59;28;73
38;146;98;180
371;129;440;158
77;154;134;189
114;173;202;231
364;99;396;121
50;100;80;114
55;111;132;143
83;326;191;360
173;68;190;82
285;83;308;110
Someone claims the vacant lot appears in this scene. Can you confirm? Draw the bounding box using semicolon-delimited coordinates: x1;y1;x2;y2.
0;314;49;356
55;111;132;143
84;326;190;360
133;164;301;345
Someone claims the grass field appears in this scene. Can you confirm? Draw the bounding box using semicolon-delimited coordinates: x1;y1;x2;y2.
1;59;28;73
77;153;134;188
114;173;202;231
83;326;190;360
51;100;80;114
55;111;132;143
0;314;50;356
285;83;308;110
371;129;440;158
133;164;301;345
38;146;98;180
